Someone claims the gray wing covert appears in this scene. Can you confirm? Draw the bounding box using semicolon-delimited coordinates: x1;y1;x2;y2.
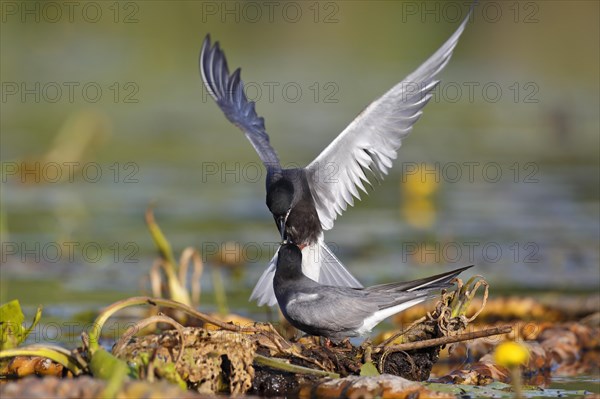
285;287;385;334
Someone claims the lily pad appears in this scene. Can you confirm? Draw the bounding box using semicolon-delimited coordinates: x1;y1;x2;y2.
424;382;593;398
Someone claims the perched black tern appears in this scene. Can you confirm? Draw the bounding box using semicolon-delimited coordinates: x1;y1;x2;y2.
274;243;472;339
200;8;473;306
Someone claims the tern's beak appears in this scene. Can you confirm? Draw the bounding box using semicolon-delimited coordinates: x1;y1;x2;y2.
277;215;287;241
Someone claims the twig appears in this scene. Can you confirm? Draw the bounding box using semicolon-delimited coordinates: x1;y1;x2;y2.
378;315;426;348
112;313;186;366
88;296;264;353
377;325;512;353
254;354;339;378
465;278;489;322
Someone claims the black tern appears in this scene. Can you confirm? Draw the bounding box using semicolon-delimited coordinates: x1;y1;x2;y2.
200;7;473;306
274;244;472;339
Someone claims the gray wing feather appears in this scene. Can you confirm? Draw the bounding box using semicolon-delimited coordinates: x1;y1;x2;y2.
313;240;363;288
200;35;281;182
249;252;278;306
367;265;472;293
306;9;472;230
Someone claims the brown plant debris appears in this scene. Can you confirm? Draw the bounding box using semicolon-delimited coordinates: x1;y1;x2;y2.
116;327;255;395
0;356;69;379
434;316;600;387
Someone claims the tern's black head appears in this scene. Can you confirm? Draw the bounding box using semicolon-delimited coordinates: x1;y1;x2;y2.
276;243;303;277
266;179;295;240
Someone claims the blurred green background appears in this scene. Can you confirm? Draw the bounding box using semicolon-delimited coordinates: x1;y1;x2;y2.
1;1;598;322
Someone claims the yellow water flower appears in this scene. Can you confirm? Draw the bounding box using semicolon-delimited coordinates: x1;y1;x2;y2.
494;341;530;367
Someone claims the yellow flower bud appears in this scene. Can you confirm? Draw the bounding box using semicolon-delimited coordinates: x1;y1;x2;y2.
494;341;530;368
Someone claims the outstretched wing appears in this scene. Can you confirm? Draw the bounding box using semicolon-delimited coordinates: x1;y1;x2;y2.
306;8;473;230
200;35;281;182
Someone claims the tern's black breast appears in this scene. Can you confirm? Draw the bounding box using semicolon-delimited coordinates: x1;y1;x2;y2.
286;197;321;245
284;170;322;245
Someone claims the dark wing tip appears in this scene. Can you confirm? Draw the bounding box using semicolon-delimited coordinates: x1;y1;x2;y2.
199;34;213;70
197;35;281;170
457;265;474;273
202;34;211;49
200;35;233;102
436;264;474;282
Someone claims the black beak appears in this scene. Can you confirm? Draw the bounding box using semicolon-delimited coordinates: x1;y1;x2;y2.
276;215;287;242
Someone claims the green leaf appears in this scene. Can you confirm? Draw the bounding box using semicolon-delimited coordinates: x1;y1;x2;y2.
157;362;187;390
90;348;131;398
0;300;25;350
145;209;191;306
90;347;131;380
0;300;42;350
23;306;42;342
360;361;380;377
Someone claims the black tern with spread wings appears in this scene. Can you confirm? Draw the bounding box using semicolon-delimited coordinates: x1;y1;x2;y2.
199;8;473;306
273;244;472;339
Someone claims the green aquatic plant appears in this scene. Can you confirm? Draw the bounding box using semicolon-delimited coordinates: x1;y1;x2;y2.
0;300;42;350
145;207;195;307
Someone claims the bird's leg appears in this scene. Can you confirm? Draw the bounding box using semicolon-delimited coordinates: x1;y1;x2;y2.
319;336;333;348
341;337;352;350
361;339;373;363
